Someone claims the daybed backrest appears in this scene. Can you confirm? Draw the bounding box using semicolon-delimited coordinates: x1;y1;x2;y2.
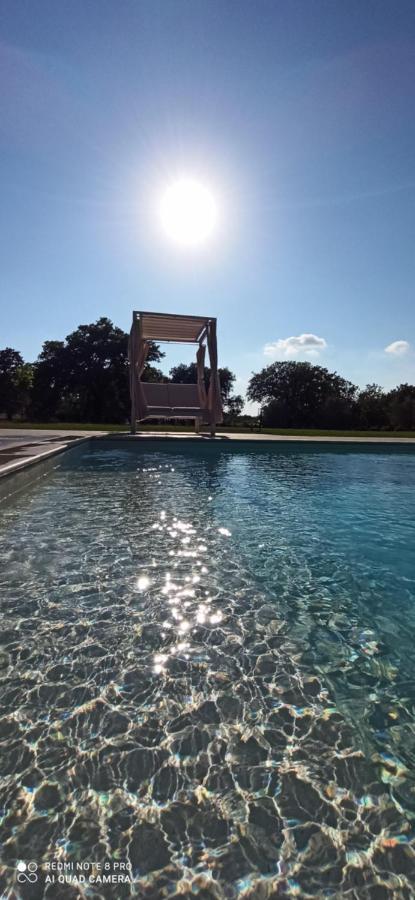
141;382;170;407
141;382;202;410
168;383;200;407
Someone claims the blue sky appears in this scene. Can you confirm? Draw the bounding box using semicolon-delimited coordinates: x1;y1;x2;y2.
1;0;415;406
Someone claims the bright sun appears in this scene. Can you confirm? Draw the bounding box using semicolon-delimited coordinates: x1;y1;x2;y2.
159;178;218;248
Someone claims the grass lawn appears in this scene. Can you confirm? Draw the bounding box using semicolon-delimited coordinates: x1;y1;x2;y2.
1;422;415;438
0;421;130;432
248;428;415;438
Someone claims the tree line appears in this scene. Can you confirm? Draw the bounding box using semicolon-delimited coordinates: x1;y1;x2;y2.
0;318;243;424
1;319;414;429
247;360;415;430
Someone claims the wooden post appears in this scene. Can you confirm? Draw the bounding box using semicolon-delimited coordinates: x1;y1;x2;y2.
129;320;136;434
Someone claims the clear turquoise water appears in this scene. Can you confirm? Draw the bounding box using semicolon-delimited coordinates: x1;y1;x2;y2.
1;440;415;898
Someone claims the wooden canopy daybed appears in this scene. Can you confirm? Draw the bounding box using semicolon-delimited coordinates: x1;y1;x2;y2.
128;311;223;435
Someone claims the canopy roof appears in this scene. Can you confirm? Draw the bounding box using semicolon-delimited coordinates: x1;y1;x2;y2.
133;310;211;344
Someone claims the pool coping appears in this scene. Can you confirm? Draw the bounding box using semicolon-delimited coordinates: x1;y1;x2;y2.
106;432;415;444
0;437;91;481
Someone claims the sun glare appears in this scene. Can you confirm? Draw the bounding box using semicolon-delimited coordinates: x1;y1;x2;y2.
159;178;218;248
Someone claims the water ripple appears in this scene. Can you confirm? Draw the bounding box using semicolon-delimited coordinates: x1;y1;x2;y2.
0;442;415;898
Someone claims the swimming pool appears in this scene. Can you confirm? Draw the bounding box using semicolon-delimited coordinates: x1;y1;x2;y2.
1;439;415;898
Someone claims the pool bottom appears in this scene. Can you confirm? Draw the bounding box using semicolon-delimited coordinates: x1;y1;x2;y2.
0;441;414;898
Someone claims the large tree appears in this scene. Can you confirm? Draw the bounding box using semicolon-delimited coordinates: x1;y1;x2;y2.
169;362;238;412
386;384;415;430
30;340;67;420
224;394;244;424
0;348;32;419
357;384;388;429
247;361;357;428
31;318;164;422
169;362;234;400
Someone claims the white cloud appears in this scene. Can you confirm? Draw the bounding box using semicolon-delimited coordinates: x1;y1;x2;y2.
384;340;410;357
264;333;327;359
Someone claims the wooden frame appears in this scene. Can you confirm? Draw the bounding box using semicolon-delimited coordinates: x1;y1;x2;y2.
128;311;222;436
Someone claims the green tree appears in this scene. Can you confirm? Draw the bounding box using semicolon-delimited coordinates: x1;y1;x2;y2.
386;384;415;430
14;363;34;419
169;362;236;404
31;341;67;420
357;384;388;429
32;318;164;422
0;348;30;420
224;394;244;424
247;361;357;428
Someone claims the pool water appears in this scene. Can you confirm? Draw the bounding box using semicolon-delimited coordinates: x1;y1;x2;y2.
1;439;415;898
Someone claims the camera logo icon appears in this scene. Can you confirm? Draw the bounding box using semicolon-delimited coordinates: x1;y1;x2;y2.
17;861;39;883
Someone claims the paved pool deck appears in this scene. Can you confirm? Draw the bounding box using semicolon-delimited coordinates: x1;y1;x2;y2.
1;428;415;481
0;430;105;479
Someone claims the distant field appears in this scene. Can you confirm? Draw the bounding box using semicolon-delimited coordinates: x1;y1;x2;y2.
1;422;415;438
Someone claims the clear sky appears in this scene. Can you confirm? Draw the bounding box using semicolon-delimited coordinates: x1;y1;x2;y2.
1;0;415;405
